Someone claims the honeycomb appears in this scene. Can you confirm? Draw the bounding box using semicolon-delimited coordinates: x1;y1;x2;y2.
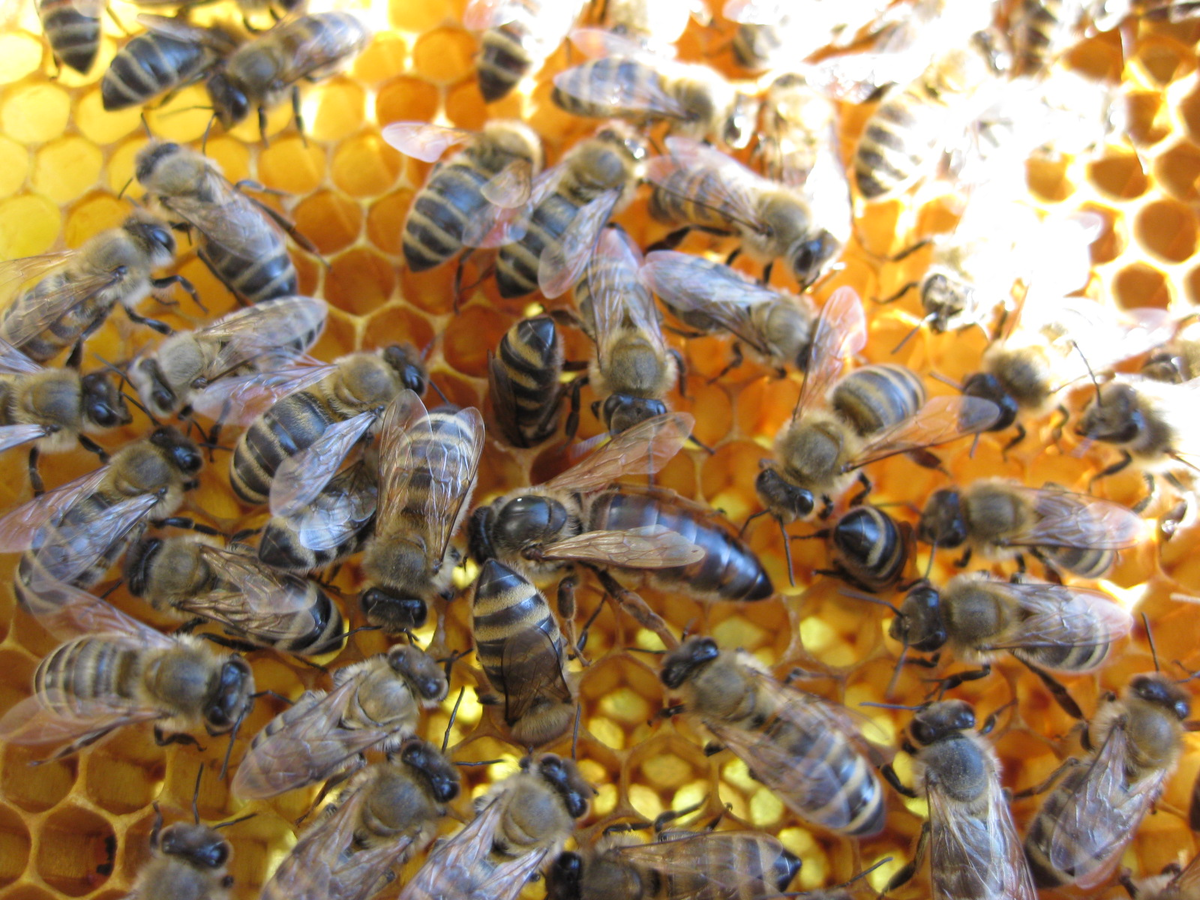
0;1;1198;899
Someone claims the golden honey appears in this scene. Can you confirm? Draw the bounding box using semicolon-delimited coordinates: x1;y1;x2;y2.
0;3;1197;899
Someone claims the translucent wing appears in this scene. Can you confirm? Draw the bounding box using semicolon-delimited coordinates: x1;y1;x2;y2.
0;692;165;754
539;525;705;568
381;122;473;163
1172;852;1200;892
397;801;509;900
275;14;368;85
0;423;50;453
0;335;43;375
135;13;235;48
0;466;111;552
200;296;328;379
190;362;336;425
926;760;1037;900
465;162;562;249
1044;721;1168;890
850;396;1000;469
793;286;868;418
539;188;624;298
980;580;1134;658
463;0;525;30
480;158;533;208
19;577;175;648
154;173;284;261
294;462;378;552
270;410;378;517
544;412;693;492
0;254;121;350
23;492;160;587
612;831;793;900
1013;487;1143;550
552;58;691;121
232;680;391;800
645;138;764;233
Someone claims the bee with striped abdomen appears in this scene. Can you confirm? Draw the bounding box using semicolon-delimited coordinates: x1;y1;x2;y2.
817;503;911;594
126;804;240;900
384;120;544;274
358;392;485;633
233;643;447;800
124;533;346;658
472;559;575;746
495;122;647;300
1024;673;1192;889
661;636;887;836
102;16;237;112
487;314;569;448
879;699;1037;900
916;479;1145;577
464;0;587;102
36;0;101;74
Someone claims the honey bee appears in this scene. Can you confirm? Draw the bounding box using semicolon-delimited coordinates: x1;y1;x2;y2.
754;287;999;525
124;534;346;658
102;17;237;112
206;12;369;141
0;209;189;365
576;227;680;436
545;824;803;900
468;413;774;604
36;0;101;74
0;577;254;760
136;141;306;306
495;122;647;300
383;120;544;274
488;315;569;448
0;426;203;601
127;807;238;900
261;738;460;900
257;454;378;573
916;478;1145;577
1121;854;1200;900
879;699;1037;900
816;503;911;594
0;336;130;494
358;392;485;634
233;643;448;800
661;637;886;836
472;559;575;746
646;137;837;289
551;34;759;149
225;344;427;506
639;250;816;377
868;572;1134;714
1142;318;1200;384
463;0;587;103
1024;673;1192;889
129;295;327;420
723;0;892;71
1009;0;1092;75
477;753;594;862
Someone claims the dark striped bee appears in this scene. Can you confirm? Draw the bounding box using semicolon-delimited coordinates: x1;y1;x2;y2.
206;12;369;141
546;823;803;900
645;137;836;289
135;141;304;306
817;503;910;594
1024;673;1192;889
358;392;485;634
101;16;237;112
661;637;887;836
36;0;102;74
487;315;569;449
463;0;587;102
129;295;327;420
754;287;998;526
468;413;774;604
0;209;187;365
124;534;346;658
472;559;575;746
639;250;816;377
260;739;459;900
0;577;254;760
0;336;130;494
575;227;681;436
916;479;1145;577
225;344;427;506
383;120;544;274
879;700;1037;900
1121;853;1200;900
0;426;202;603
551;32;759;149
1009;0;1093;76
495;122;647;300
233;643;448;800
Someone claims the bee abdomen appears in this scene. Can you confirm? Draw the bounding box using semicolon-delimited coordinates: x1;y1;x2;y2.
649;170;733;231
102;34;214;111
494;316;563;446
472;561;563;692
1024;765;1090;887
38;0;100;73
732;23;781;71
403;161;492;271
477;21;534;103
853;90;941;200
832;364;925;436
1034;545;1115;579
231;392;337;504
830;505;907;593
1015;639;1108;673
551;58;655;119
201;238;297;306
1012;0;1066;76
496;192;577;298
36;638;138;718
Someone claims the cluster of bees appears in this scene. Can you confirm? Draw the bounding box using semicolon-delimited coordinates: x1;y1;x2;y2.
0;0;1199;898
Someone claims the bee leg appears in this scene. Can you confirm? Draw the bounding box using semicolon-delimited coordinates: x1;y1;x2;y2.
153;726;203;750
124;305;174;336
594;569;676;650
174;616;207;635
702;742;724;757
760;261;773;286
556;576;586;665
234;181;321;256
1089;450;1133;489
875;281;919;305
953;548;972;568
1049;403;1070;449
151;273;202;313
880;762;917;798
27;447;44;496
155;516;222;536
291;87;307;148
849;473;873;507
76;435;108;463
888;239;931;263
563;376;588;442
258;105;271;147
1118;868;1142;899
707;342;744;384
1012;757;1081;799
925;664;990;700
1000;422;1027;458
882;821;929;895
645;227;692;254
670;347;688;399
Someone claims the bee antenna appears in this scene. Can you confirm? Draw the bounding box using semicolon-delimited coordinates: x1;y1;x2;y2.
442;687;465;754
1070;339;1104;407
213;812;256;830
439;648;467;679
202;114;216;157
191;765;204;824
571;703;582;760
427;379;449;405
929;370;964;393
1142;611;1160;672
117;175;134;201
139;110;153;139
885;645;907;699
740;508;770;537
839;587;902;615
860;700;922;711
778;517;795;588
218;701;250;782
924;543;937;580
890;317;927;355
842;857;893;886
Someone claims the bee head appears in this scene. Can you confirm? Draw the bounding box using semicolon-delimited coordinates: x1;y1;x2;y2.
602;395;668;436
962;372;1017;432
158;822;231;871
788;231;839;288
536;754;593;819
382;343;428;394
920;273;967;332
149;426;204;476
909;699;975;746
660;636;720;689
399;737;461;803
204;656;254;734
1130;673;1191;721
545;852;585;900
894;582;946;652
360;588;428;632
81;371;131;430
123;537;163;597
123;211;178;266
754;468;814;522
917;489;967;549
1077;382;1142;444
387;645;449;702
206;71;250;128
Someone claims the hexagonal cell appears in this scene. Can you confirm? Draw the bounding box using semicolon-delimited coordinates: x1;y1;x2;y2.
443;305;510;378
2;83;71;145
1088;151;1148;200
36;804;117;896
376;76;440;128
1136;198;1198;263
1132;34;1198;85
82;728;166;815
1114;261;1172;309
259;138;326;197
2;885;59;900
294;190;364;255
0;803;30;888
0;193;61;259
306;79;366;144
412;27;478;85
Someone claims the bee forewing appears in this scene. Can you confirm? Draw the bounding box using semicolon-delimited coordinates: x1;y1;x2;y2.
381;122;473;163
204;296;328;378
480;158;533;208
566;27;659;61
986;581;1134;657
0;335;43;375
271;409;379;517
544;411;694;492
397;800;507;900
0;423;50;453
475;847;551;900
540;525;705;568
190;362;337;425
197;545;323;616
0;465;110;552
614;831;792;895
852;395;999;469
539;189;623;298
462;0;523;31
0;255;117;349
794;286;868;418
24;491;160;586
1022;488;1144;549
134;13;229;45
0;692;164;749
22;577;175;647
294;472;378;552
